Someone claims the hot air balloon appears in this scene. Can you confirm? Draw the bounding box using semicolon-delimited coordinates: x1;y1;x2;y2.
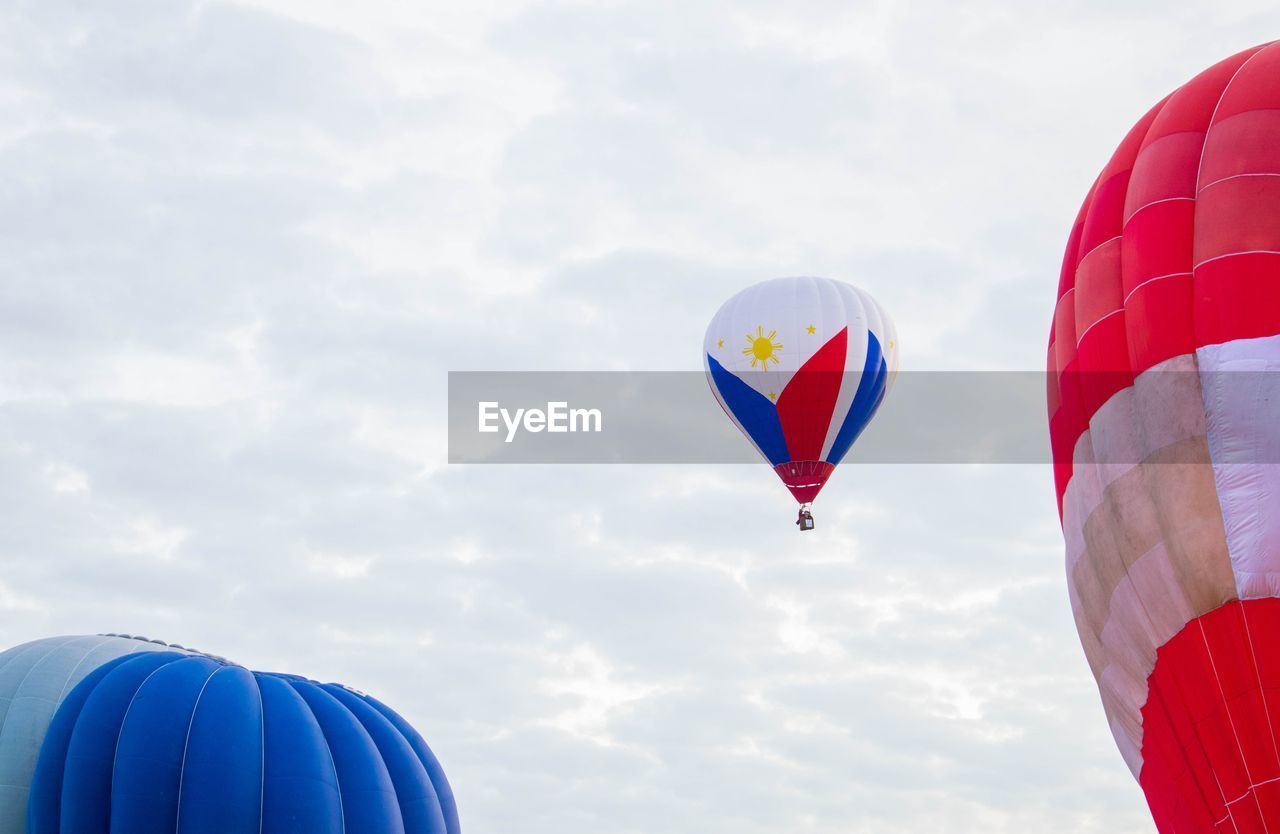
1048;42;1280;834
704;276;898;529
0;634;459;834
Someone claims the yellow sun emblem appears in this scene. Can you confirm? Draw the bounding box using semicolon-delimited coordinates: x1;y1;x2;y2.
743;326;782;369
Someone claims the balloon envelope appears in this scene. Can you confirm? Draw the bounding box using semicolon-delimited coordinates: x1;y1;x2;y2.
0;635;187;833
1048;42;1280;834
704;276;898;505
0;634;458;834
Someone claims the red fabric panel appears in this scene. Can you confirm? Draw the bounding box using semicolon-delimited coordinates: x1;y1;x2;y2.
1205;606;1280;783
1048;45;1267;508
1205;44;1280;124
1137;49;1262;148
776;327;846;464
1075;311;1132;416
1200;109;1280;186
1194;253;1280;347
772;461;834;504
1114;48;1264;376
1194;176;1280;264
1066;106;1156;435
1193;43;1280;349
1077;240;1125;329
1080;171;1131;257
1125;272;1196;372
1049;194;1094;512
1142;600;1280;834
1121;200;1195;297
1050;293;1084;511
1256;783;1280;828
1076;237;1134;411
1125;133;1201;216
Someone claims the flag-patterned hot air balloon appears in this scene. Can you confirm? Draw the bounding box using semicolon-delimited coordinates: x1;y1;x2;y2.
1048;41;1280;834
705;276;898;526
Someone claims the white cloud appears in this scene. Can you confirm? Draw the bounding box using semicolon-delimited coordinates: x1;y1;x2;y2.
4;2;1271;833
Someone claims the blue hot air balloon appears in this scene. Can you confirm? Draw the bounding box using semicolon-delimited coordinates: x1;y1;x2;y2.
0;634;459;834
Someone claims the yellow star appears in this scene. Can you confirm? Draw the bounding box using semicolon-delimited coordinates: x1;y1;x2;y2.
768;391;777;401
806;324;816;334
717;338;724;349
889;339;895;349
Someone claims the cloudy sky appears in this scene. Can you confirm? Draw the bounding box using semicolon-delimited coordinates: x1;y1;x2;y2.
2;2;1279;832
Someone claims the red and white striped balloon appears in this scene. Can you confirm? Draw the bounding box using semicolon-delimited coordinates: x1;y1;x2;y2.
1048;41;1280;834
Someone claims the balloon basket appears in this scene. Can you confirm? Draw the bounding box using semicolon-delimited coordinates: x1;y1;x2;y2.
796;505;814;532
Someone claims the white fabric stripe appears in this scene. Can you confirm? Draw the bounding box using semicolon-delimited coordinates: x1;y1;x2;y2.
1199;335;1280;598
1064;352;1226;779
820;285;896;460
819;283;869;460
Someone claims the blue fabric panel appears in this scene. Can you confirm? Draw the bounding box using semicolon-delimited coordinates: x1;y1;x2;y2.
257;674;343;834
60;652;187;834
706;354;790;465
291;680;405;834
363;696;460;834
825;333;888;466
26;653;139;834
111;656;222;834
321;685;448;834
175;666;263;834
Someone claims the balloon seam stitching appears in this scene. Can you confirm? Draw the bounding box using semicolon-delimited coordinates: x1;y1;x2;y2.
1122;196;1194;229
1121;272;1193;305
173;664;222;834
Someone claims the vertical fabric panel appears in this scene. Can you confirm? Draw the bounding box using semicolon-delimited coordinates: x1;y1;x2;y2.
175;666;264;834
323;685;449;834
258;673;344;834
110;657;222;834
362;695;461;834
291;680;405;834
60;652;189;834
27;652;148;834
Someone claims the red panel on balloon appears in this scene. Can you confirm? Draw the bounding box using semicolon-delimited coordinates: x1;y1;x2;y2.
1121;199;1195;296
772;460;835;504
1076;312;1133;417
1194;252;1280;348
1125;131;1201;214
1141;599;1280;833
1194;177;1280;265
1124;272;1195;373
776;327;847;465
1206;44;1280;124
1200;109;1280;186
